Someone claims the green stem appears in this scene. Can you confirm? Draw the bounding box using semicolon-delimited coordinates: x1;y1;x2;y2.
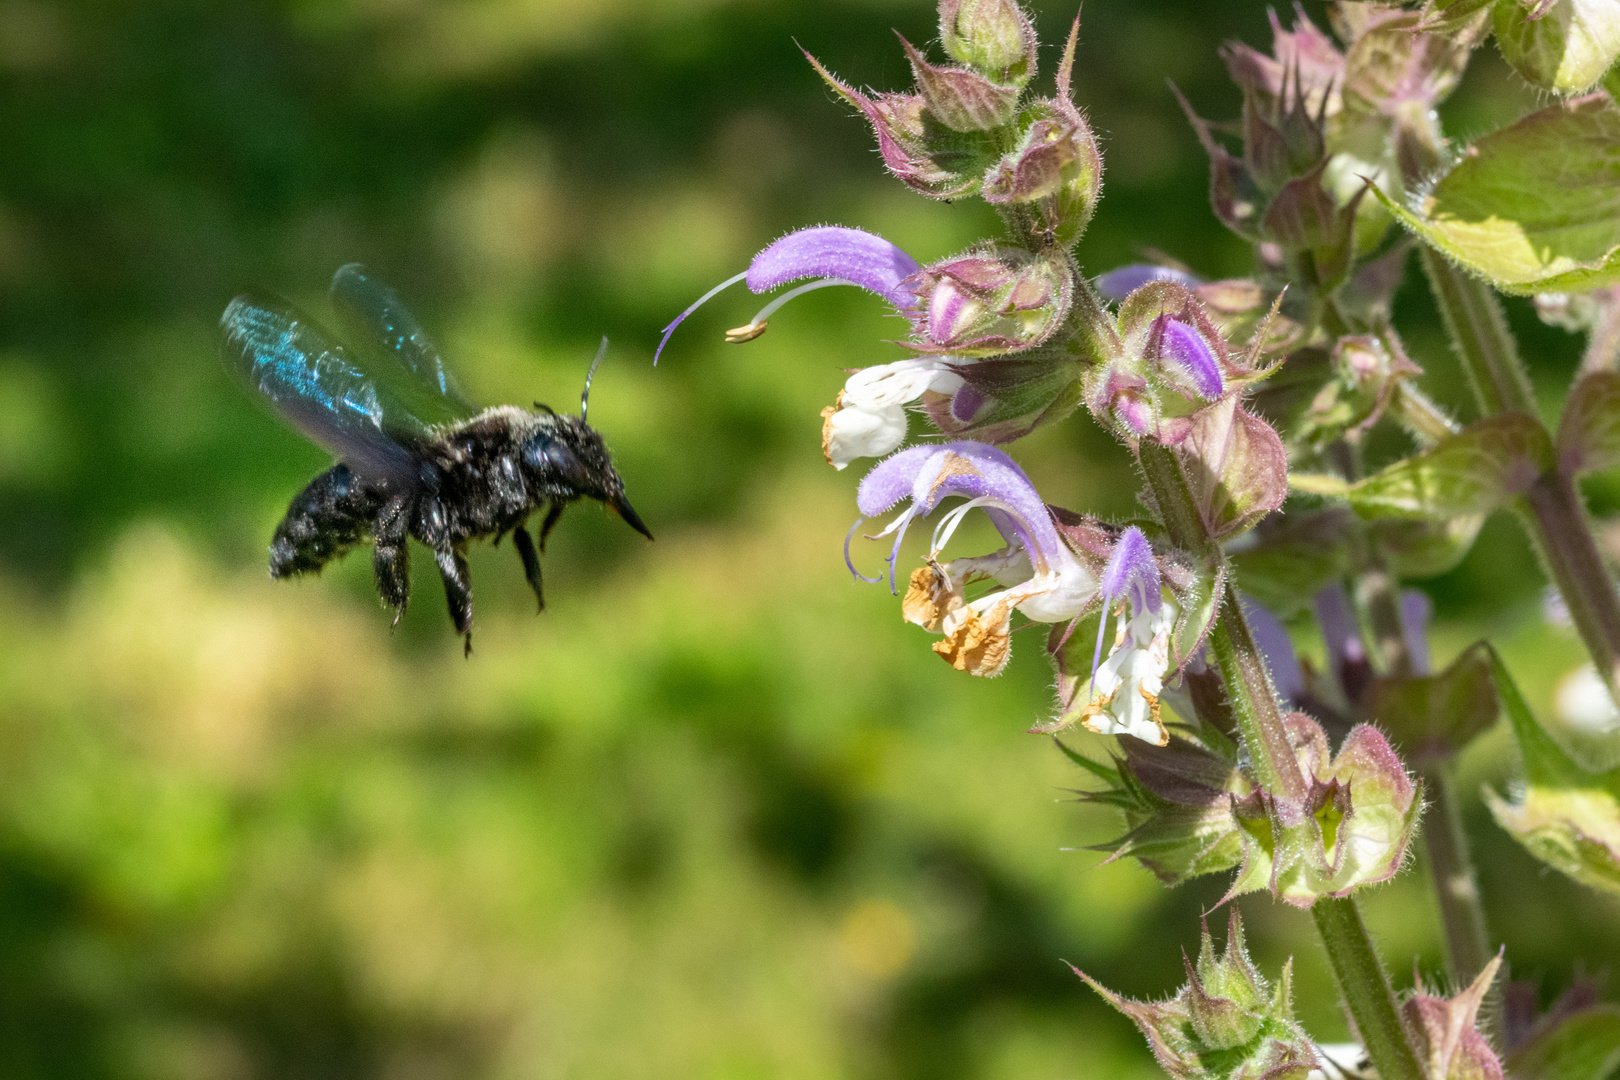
1420;766;1495;992
1420;250;1538;419
1521;473;1620;702
1423;248;1620;702
1313;897;1425;1080
1137;441;1308;803
1206;591;1308;802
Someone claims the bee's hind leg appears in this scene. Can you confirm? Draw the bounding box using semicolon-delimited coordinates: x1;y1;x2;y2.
511;525;545;613
373;496;413;627
537;502;564;550
435;544;474;656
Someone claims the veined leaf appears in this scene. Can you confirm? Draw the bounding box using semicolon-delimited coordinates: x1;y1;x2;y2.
1557;371;1620;474
1292;414;1552;520
1484;646;1620;897
1374;94;1620;295
1506;1004;1620;1080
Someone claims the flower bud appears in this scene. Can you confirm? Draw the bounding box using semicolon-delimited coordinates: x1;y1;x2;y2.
916;248;1074;355
1076;911;1318;1080
804;51;991;199
938;0;1038;86
1405;956;1506;1080
1284;334;1423;452
897;34;1020;132
1494;0;1620;97
1084;280;1242;445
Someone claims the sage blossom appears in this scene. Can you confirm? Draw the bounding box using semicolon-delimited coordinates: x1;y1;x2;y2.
1078;526;1176;746
851;441;1099;677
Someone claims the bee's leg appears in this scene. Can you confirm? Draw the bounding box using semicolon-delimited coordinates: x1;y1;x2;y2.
537;502;565;550
435;544;474;656
511;525;545;613
373;496;413;627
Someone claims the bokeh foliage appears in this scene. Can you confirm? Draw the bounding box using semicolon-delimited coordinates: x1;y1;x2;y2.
0;0;1615;1077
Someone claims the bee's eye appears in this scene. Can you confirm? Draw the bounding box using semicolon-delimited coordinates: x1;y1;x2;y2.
524;436;590;486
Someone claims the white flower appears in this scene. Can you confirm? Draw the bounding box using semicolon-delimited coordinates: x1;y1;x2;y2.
1081;596;1177;747
822;358;964;469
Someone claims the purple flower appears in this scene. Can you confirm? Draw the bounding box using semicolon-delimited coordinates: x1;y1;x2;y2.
1095;264;1201;303
1075;526;1174;745
654;226;921;365
852;441;1098;677
1150;314;1225;400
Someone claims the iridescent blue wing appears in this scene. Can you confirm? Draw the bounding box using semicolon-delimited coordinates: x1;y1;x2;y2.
328;263;474;427
222;294;425;488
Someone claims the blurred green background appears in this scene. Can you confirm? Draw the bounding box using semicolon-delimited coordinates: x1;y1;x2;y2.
0;0;1616;1077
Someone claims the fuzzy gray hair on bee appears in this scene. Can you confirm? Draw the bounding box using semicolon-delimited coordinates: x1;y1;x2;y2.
222;264;651;655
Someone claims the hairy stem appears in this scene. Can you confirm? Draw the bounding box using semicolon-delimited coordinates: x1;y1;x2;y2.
1421;766;1495;991
1313;897;1425;1080
1522;473;1620;702
1423;250;1620;701
1421;250;1538;419
1137;441;1306;801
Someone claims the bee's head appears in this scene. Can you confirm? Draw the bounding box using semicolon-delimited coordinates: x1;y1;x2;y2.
520;412;653;540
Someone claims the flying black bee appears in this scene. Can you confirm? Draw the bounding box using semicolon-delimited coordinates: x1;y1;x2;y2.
222;264;652;654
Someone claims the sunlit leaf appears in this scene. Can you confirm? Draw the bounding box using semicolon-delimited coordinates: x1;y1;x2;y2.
1290;413;1552;520
1483;646;1620;897
1373;94;1620;295
1506;1004;1620;1080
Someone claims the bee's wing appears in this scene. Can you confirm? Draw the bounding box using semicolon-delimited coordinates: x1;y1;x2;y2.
328;264;475;427
222;293;426;489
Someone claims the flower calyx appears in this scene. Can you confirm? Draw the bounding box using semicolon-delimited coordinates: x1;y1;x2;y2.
806;3;1101;249
1075;910;1318;1080
1065;708;1420;906
1405;954;1507;1080
1084;280;1239;444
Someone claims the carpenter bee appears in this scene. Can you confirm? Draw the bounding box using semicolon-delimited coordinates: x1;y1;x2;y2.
223;264;652;654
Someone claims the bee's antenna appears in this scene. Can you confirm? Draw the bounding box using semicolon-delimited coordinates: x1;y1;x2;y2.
582;336;608;423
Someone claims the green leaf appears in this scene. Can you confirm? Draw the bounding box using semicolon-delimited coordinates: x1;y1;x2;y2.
1373;515;1487;578
1227;509;1356;616
1495;0;1620;97
1174;556;1225;667
1558;371;1620;474
1294;413;1552;521
1179;398;1289;540
1506;1005;1620;1080
1483;645;1620;896
1367;642;1498;765
1372;94;1620;295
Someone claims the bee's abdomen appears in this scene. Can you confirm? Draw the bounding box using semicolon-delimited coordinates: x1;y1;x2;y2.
270;463;388;578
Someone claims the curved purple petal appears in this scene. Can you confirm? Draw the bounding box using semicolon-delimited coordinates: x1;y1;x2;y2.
1101;526;1161;616
1157;316;1225;399
855;442;1066;570
1095;264;1200;303
857;446;938;518
1242;595;1303;704
747;226;921;311
1402;589;1433;676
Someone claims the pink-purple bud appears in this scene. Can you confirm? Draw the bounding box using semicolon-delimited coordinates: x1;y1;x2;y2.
1151;315;1225;400
897;34;1020;132
937;0;1038;85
